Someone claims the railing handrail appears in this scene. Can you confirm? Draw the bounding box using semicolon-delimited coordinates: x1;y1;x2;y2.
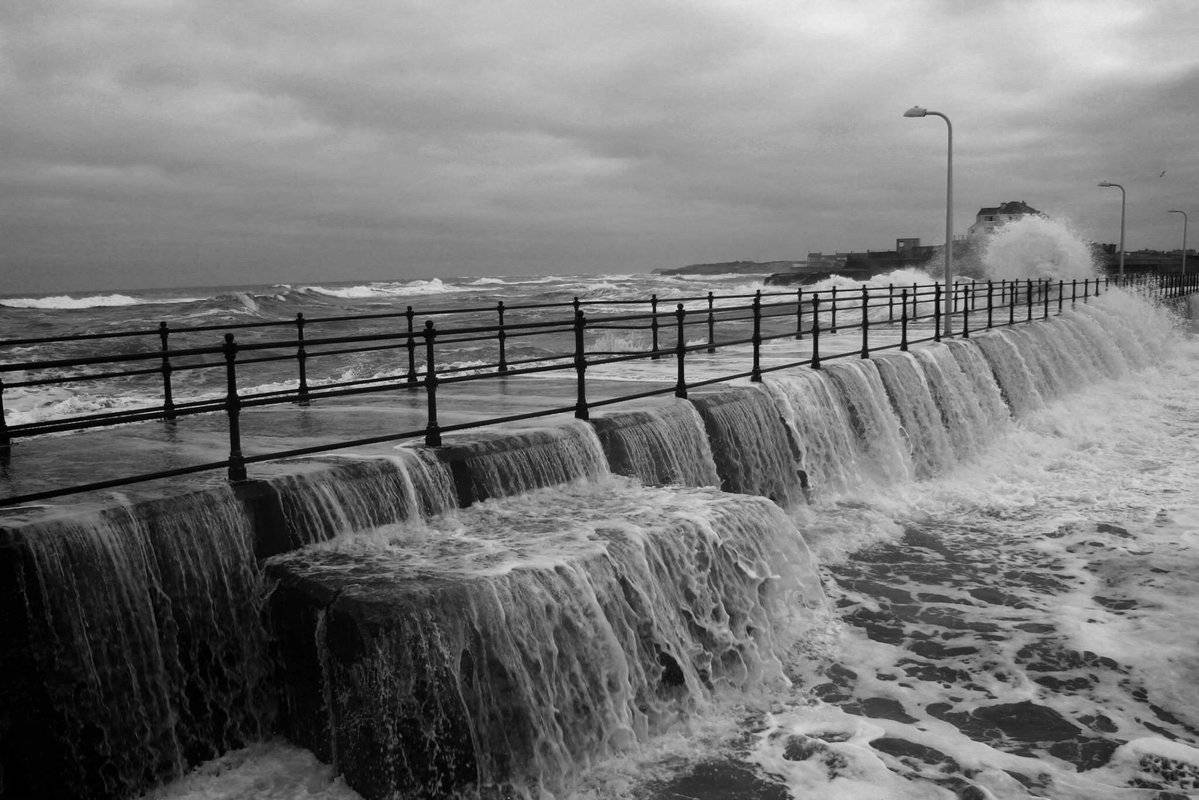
1;272;1192;505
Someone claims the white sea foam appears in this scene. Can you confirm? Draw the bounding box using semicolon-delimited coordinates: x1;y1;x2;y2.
301;278;460;299
0;293;208;309
137;740;362;800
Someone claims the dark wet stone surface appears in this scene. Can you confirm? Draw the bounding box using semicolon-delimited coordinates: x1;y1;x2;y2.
842;696;919;724
637;759;789;799
870;737;959;769
816;518;1199;778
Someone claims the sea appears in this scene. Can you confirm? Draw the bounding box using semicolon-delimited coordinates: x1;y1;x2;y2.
5;218;1198;799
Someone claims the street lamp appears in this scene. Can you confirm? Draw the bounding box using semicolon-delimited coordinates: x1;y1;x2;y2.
1168;209;1188;276
904;105;953;337
1098;181;1126;278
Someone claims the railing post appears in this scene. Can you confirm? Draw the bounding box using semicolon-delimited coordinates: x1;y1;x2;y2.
158;321;176;419
810;294;821;369
423;320;441;447
911;283;918;322
405;305;417;385
1083;277;1090;302
497;301;509;374
675;304;688;398
0;376;10;454
650;293;660;360
860;286;870;357
1009;279;1016;325
750;290;762;382
1057;280;1064;315
961;284;970;338
222;333;247;483
888;283;894;322
294;313;309;406
829;286;838;333
574;309;589;419
971;280;978;311
1042;279;1050;319
933;284;942;342
707;291;716;353
795;288;804;340
986;280;994;329
900;289;909;351
1026;278;1034;322
1071;278;1077;306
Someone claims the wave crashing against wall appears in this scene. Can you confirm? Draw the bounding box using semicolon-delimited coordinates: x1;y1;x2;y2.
0;290;1188;799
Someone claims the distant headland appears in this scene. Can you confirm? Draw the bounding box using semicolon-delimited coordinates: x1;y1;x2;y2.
653;260;797;276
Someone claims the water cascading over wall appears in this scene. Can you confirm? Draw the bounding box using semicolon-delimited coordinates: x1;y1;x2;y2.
0;487;273;800
263;451;457;546
689;386;806;508
434;420;609;506
265;482;827;800
591;401;720;488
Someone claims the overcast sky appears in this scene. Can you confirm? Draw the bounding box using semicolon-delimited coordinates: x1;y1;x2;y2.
2;0;1197;292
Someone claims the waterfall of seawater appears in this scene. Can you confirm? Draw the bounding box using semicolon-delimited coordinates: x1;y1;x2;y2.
266;481;827;799
591;401;720;488
822;360;914;486
766;370;861;494
439;420;609;502
6;487;272;800
264;450;457;545
873;353;955;479
689;387;805;508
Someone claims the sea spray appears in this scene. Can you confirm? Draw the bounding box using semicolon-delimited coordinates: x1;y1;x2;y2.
981;216;1097;281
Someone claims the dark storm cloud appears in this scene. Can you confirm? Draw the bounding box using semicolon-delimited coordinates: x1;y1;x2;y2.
1;0;1197;291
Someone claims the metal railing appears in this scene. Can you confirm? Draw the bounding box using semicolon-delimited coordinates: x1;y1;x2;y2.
1;272;1194;505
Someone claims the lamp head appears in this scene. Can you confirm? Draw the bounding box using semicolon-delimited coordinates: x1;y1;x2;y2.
1098;181;1114;187
1168;209;1183;213
903;106;928;118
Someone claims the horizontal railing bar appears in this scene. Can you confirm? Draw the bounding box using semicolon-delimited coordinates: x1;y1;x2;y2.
0;460;235;506
6;364;166;388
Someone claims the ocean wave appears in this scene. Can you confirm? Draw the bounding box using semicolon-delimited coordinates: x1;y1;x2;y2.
0;293;209;310
301;278;461;299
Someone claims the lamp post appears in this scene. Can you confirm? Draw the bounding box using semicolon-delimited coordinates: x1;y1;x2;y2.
904;105;953;337
1168;209;1188;276
1098;181;1126;278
